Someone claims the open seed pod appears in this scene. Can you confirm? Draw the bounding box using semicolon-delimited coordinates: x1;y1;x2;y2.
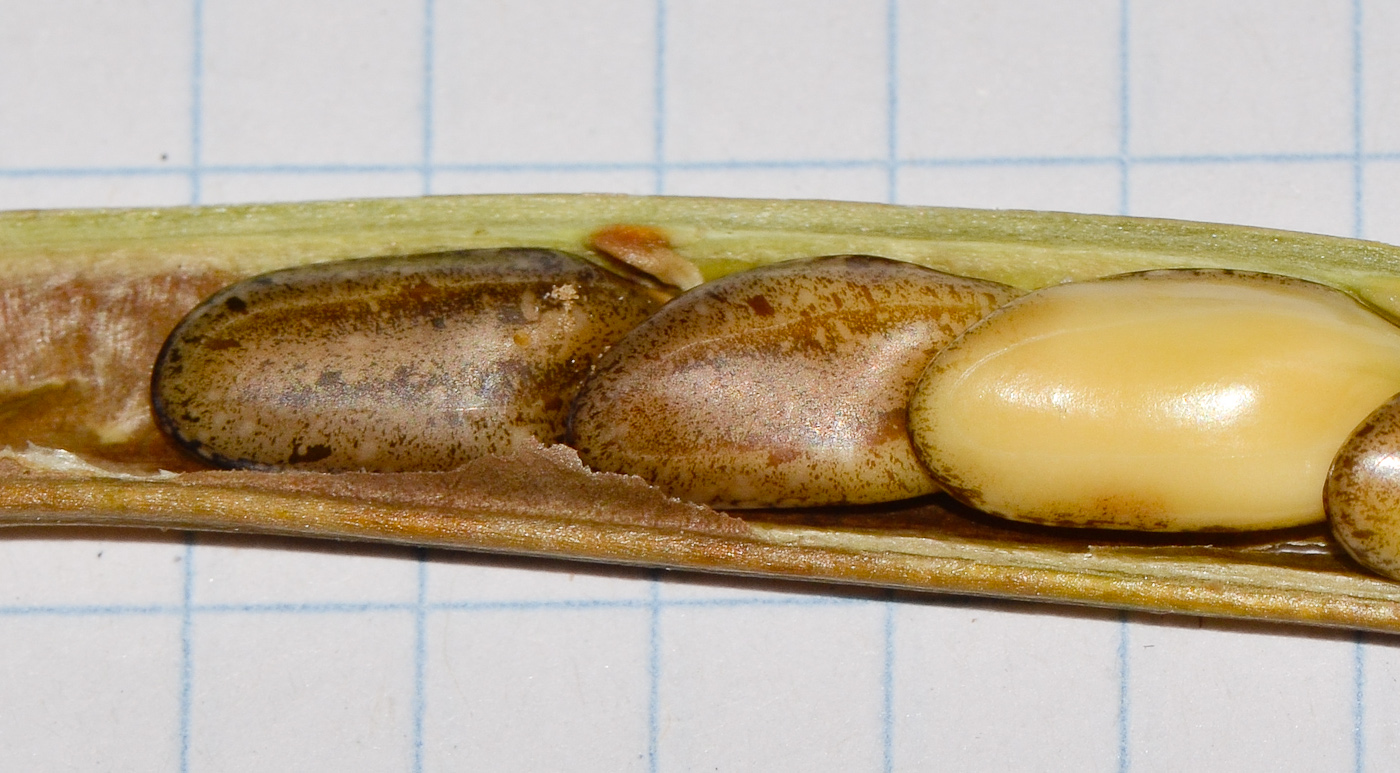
5;194;1400;632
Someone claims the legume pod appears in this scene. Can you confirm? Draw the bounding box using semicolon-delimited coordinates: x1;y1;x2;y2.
4;193;1400;632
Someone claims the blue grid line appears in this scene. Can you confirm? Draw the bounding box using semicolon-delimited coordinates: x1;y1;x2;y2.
450;594;870;610
196;601;419;614
881;594;896;773
883;5;901;768
411;551;428;773
648;6;668;769
1355;631;1367;773
1116;613;1131;773
653;0;669;196
421;0;436;198
432;595;865;612
412;4;436;767
179;2;206;766
1353;0;1366;240
0;166;202;178
1118;0;1133;216
0;603;178;616
435;597;650;612
178;534;195;773
646;574;662;773
1133;151;1360;166
885;0;900;206
2;151;1391;182
190;0;205;205
901;155;1122;170
0;592;874;618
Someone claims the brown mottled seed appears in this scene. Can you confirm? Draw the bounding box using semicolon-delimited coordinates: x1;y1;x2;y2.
910;269;1400;532
152;248;662;471
568;255;1021;508
1326;393;1400;581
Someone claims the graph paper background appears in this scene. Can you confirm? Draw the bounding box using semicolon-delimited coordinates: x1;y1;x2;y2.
1;0;1398;770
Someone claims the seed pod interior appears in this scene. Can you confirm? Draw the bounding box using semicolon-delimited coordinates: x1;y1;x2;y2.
10;196;1400;632
153;248;662;471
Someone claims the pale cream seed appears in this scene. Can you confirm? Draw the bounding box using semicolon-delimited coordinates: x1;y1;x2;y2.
910;269;1400;531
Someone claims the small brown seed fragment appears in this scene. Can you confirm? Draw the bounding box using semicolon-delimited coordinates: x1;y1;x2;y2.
588;223;704;291
152;248;662;471
1327;393;1400;580
568;255;1021;508
911;269;1400;531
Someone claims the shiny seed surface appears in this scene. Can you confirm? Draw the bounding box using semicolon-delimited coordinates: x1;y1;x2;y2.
1326;392;1400;580
569;255;1020;508
153;248;661;471
910;269;1400;531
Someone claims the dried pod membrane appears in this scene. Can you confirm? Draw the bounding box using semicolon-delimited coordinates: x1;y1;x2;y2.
153;248;662;471
569;255;1021;508
1327;393;1400;581
910;269;1400;532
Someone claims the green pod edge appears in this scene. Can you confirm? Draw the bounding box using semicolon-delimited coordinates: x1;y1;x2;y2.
7;193;1400;315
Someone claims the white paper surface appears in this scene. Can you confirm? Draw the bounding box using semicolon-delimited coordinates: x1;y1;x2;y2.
0;1;1394;770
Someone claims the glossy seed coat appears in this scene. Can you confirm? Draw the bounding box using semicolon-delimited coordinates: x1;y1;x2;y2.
910;269;1400;531
1326;393;1400;580
153;248;661;471
568;255;1021;508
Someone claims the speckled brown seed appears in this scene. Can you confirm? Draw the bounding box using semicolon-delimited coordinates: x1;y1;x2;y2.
567;255;1021;508
152;248;662;471
1327;393;1400;581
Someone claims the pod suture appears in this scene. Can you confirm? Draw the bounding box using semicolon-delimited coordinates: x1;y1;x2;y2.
8;195;1400;632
